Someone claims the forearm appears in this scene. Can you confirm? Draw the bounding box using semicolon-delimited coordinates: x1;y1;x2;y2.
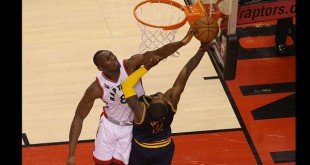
185;48;205;73
152;41;184;59
146;28;193;60
169;48;206;105
127;41;185;72
122;66;148;98
68;116;83;157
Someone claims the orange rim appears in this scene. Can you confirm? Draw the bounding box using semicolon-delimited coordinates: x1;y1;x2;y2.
133;0;189;30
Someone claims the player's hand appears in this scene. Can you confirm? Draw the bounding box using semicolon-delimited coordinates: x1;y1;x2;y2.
144;59;160;70
66;156;75;165
181;27;194;45
199;41;211;52
66;161;75;165
192;28;199;37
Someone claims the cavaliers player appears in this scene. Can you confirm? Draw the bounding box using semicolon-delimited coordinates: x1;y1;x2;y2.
121;41;210;165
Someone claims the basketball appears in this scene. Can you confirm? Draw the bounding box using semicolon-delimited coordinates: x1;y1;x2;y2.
191;16;219;42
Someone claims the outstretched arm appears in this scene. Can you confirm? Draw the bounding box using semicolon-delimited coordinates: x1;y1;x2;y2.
165;42;211;108
122;59;159;122
125;28;194;74
66;81;101;165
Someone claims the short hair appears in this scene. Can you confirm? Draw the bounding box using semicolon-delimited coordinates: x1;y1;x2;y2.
148;103;168;121
93;50;104;66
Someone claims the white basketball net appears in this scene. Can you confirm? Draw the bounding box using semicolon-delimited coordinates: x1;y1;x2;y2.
134;1;187;57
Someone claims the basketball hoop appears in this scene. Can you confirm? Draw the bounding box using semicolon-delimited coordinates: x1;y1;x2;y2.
133;0;188;55
133;0;223;55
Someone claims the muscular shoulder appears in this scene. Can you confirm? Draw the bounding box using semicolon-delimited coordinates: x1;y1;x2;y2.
83;81;102;103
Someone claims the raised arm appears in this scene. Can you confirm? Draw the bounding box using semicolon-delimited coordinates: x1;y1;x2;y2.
125;28;194;74
165;42;211;108
66;81;101;165
121;59;159;122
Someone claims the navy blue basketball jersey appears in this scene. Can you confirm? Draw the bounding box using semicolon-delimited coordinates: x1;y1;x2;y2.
132;95;176;148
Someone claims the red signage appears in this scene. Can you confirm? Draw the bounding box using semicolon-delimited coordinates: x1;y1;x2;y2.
237;0;295;25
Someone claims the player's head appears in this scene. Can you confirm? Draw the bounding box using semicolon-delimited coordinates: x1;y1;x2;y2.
93;50;120;71
148;92;169;121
